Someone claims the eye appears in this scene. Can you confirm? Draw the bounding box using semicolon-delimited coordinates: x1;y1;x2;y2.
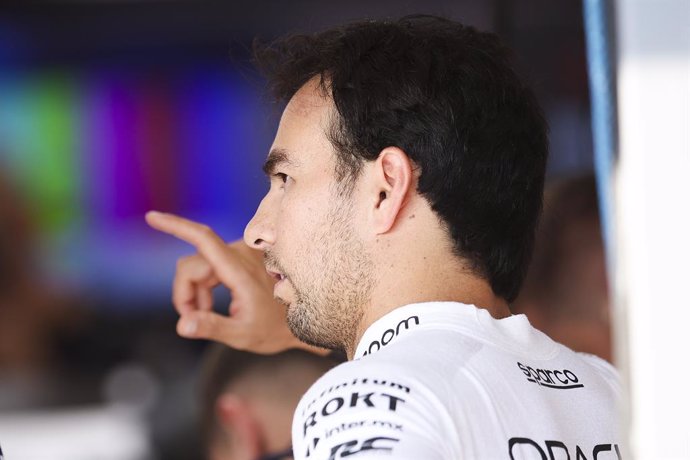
271;172;292;190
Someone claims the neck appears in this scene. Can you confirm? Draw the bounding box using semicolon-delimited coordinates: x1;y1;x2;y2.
343;197;512;359
345;254;510;359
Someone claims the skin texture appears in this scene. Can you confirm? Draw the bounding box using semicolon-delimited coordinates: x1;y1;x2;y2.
244;82;375;353
147;77;512;359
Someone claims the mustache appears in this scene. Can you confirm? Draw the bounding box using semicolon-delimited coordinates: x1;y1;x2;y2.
264;251;289;277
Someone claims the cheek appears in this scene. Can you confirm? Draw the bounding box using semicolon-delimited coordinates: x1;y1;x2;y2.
275;192;313;246
290;183;331;218
277;191;333;251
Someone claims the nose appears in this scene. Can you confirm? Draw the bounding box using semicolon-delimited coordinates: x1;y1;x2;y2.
244;195;276;251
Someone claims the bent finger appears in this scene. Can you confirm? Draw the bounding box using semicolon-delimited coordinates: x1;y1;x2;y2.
177;311;240;345
172;256;218;313
196;285;214;311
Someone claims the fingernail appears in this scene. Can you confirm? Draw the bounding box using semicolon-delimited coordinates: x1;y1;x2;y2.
181;319;197;337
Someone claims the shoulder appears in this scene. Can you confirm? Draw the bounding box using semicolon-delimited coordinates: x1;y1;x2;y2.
292;353;458;460
575;351;621;393
295;355;442;426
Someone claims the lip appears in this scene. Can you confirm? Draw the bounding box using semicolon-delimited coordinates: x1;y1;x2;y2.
266;268;286;282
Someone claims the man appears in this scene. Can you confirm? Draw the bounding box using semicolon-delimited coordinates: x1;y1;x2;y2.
200;345;334;460
147;16;620;459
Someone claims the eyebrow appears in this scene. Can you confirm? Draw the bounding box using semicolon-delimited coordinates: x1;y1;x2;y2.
262;148;297;176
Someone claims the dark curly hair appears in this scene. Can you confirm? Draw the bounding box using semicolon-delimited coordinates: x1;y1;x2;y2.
254;15;548;302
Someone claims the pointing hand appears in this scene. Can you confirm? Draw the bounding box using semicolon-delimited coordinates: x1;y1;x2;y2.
145;211;327;355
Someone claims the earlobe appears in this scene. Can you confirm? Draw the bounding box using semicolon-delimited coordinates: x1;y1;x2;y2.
372;147;414;234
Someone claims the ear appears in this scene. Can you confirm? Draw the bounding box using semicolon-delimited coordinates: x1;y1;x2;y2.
216;394;262;460
370;147;414;234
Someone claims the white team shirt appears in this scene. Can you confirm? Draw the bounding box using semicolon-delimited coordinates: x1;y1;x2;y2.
292;302;621;459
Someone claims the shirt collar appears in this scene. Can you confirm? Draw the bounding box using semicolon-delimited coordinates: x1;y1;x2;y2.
353;301;478;359
352;301;554;360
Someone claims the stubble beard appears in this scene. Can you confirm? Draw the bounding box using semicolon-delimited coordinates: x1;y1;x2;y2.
282;195;375;355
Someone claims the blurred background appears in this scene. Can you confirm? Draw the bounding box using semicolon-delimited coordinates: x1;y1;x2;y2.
0;1;604;458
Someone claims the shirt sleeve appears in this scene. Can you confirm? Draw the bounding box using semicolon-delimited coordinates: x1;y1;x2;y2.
291;363;453;460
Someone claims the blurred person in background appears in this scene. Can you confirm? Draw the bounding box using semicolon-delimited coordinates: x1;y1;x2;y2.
512;174;612;362
0;167;81;409
200;344;334;460
0;166;156;458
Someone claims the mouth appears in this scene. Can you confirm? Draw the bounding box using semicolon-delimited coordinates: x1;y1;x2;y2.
266;268;287;282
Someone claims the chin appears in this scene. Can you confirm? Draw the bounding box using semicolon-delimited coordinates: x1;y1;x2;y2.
285;302;307;333
274;294;291;308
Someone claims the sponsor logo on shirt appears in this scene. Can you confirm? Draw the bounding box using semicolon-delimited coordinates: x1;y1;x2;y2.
517;362;584;389
509;437;622;460
325;419;404;438
303;377;411;414
363;315;420;356
299;378;411;458
328;436;399;460
303;391;406;437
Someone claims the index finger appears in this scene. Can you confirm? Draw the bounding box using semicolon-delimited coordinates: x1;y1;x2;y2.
145;211;249;287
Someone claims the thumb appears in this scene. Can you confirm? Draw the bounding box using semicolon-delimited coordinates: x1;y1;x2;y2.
176;310;238;343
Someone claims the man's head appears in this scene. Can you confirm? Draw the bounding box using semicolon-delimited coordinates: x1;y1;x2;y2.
244;16;548;350
200;345;334;460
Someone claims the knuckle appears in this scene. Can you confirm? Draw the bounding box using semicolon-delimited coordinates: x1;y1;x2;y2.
199;225;214;238
176;256;191;270
177;255;208;278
